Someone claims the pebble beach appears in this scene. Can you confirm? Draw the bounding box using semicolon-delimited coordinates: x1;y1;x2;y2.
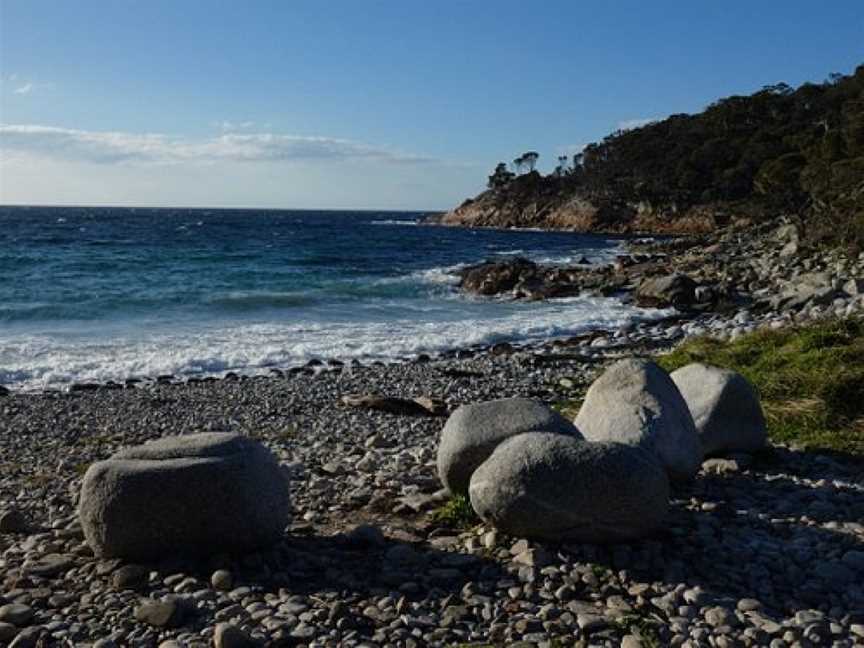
2;218;864;647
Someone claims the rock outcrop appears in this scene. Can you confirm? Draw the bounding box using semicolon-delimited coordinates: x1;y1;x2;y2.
635;273;698;309
574;359;702;481
430;172;722;235
458;258;540;296
468;432;669;542
79;433;290;560
436;398;581;495
671;363;767;456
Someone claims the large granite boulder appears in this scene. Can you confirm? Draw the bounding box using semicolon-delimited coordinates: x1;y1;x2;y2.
670;363;767;456
574;359;701;481
437;398;581;495
469;432;669;542
79;433;290;560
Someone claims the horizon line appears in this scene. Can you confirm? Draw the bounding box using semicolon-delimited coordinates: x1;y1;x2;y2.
0;202;446;213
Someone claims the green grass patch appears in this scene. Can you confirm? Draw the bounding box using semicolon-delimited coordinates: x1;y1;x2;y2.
655;316;864;455
431;494;479;529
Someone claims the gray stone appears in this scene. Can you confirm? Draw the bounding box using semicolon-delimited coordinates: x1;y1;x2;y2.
671;363;767;457
468;432;669;542
0;604;34;626
0;623;17;643
23;553;73;577
843;278;864;296
635;273;697;309
842;549;864;571
8;627;43;648
133;598;182;628
93;640;119;648
0;509;29;534
79;433;290;559
705;605;737;628
574;359;701;481
211;569;234;591
702;457;741;475
214;622;261;648
112;564;149;591
437;397;581;494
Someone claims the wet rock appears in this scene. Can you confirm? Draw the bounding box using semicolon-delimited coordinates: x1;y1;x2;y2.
459;257;538;296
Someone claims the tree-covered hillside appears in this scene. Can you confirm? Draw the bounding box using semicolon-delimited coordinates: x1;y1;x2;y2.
472;66;864;246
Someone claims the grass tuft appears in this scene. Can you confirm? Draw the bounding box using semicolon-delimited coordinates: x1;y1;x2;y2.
431;494;479;529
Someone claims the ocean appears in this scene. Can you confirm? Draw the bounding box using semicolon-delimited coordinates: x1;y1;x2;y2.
0;206;667;391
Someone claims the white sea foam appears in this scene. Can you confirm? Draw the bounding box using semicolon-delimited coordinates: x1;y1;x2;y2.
0;296;670;391
492;249;525;256
369;219;419;226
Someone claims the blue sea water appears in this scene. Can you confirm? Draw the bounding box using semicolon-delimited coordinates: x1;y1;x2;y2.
0;206;667;390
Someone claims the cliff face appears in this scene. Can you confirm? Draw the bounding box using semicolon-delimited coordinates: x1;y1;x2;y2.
434;172;724;235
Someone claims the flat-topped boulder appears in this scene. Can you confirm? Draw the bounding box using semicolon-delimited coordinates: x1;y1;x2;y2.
575;358;701;481
79;433;290;560
469;432;669;542
671;363;767;456
437;397;582;495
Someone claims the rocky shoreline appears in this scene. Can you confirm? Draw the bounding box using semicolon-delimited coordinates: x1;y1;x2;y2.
1;218;863;647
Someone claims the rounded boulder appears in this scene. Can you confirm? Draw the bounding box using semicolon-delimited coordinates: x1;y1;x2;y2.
574;358;701;481
79;433;290;560
670;363;767;456
437;397;582;495
469;432;669;542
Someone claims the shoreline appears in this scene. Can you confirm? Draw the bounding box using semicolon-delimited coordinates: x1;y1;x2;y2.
5;213;859;396
1;307;862;646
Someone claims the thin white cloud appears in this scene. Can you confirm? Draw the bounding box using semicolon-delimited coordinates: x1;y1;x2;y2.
616;117;660;132
0;124;433;165
13;83;34;95
218;120;257;132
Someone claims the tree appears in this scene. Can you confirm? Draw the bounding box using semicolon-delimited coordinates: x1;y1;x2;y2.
512;156;525;174
553;155;569;177
521;151;539;172
487;162;515;188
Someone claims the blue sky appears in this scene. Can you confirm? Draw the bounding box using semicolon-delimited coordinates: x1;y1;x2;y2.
1;1;862;210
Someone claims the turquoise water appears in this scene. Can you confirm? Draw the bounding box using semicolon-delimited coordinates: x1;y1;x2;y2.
0;206;665;390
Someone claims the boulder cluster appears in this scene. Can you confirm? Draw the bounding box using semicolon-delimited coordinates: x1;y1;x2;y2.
437;358;767;542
